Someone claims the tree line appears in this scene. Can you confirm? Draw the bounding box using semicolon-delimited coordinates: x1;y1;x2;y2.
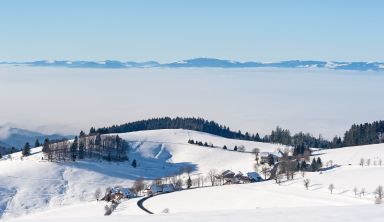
92;117;262;141
42;132;129;162
90;117;384;149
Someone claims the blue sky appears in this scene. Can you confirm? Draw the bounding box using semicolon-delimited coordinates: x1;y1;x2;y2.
0;0;383;62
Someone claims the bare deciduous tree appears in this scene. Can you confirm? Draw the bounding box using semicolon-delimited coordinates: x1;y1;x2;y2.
95;188;102;201
175;179;183;190
374;185;383;204
261;165;270;180
328;184;335;194
360;188;366;197
359;158;365;167
252;148;260;165
275;170;283;185
133;177;145;195
366;158;371;166
353;187;358;196
238;145;245;152
303;178;310;190
208;169;218;186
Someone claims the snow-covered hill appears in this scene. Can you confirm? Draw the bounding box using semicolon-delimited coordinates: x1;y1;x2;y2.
2;129;384;221
0;129;283;219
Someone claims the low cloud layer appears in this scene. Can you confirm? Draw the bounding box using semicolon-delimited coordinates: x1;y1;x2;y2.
1;66;384;139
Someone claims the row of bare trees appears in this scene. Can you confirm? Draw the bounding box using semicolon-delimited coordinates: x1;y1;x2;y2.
303;180;383;204
359;158;383;167
43;134;129;162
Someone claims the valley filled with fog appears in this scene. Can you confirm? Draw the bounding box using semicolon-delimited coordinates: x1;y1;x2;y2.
1;65;383;138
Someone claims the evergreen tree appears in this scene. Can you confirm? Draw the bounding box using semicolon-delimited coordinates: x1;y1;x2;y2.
22;142;31;156
79;130;86;138
132;159;137;168
42;138;50;160
95;134;101;146
234;146;238;151
300;160;308;171
310;158;318;172
316;157;323;168
223;145;227;150
78;141;85;159
34;139;40;148
70;136;78;161
89;127;96;135
187;176;192;189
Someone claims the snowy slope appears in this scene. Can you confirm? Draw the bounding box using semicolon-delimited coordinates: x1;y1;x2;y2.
2;129;384;221
144;181;371;214
312;143;384;166
140;143;384;214
7;201;384;222
0;129;282;219
117;129;287;174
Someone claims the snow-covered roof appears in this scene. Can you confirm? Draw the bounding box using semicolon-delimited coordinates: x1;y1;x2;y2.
111;187;133;197
247;172;262;180
222;170;235;177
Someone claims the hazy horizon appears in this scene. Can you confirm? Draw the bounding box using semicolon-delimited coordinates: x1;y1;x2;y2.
1;65;383;139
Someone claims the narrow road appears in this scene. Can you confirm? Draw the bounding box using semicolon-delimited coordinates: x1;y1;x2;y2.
136;195;154;214
136;186;211;214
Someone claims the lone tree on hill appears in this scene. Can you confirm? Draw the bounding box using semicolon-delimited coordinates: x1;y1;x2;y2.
303;178;310;190
328;184;335;194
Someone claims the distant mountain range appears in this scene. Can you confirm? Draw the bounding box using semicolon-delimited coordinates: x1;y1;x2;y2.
1;58;383;71
0;126;72;154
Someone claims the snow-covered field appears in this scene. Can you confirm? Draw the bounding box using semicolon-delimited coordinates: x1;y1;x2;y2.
1;129;384;221
7;201;384;222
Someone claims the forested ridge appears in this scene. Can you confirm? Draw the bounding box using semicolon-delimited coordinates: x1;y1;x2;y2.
91;117;384;149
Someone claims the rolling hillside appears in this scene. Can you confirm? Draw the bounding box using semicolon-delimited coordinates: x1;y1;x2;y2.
1;129;384;221
0;129;283;219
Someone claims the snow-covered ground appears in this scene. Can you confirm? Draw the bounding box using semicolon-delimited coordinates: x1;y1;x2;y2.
1;129;384;221
7;201;384;222
0;129;283;219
